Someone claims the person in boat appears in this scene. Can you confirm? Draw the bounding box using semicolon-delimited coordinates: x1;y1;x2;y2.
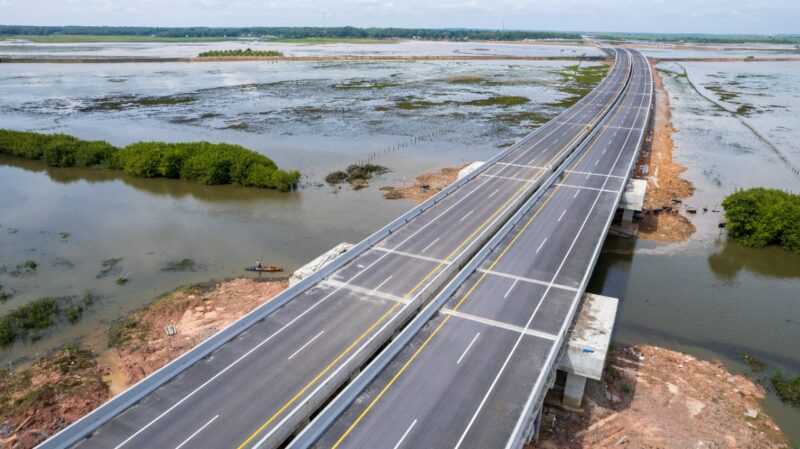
256;259;262;269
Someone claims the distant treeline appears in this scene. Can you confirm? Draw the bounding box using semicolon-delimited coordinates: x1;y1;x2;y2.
722;188;800;254
0;130;300;191
198;49;283;57
595;32;800;45
0;25;581;41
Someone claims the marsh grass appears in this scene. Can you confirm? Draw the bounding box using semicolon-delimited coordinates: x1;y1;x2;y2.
162;258;198;272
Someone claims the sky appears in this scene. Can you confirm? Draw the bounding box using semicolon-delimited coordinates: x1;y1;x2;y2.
1;0;799;35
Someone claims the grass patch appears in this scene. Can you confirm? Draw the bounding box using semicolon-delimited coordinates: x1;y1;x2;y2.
0;298;60;346
443;75;488;85
770;373;800;406
333;80;400;89
325;163;389;187
116;276;129;285
704;83;740;102
97;258;123;278
107;318;143;349
464;95;529;107
547;63;610;109
743;354;766;372
722;188;800;254
198;49;283;57
10;260;37;278
383;188;405;200
162;258;197;272
0;129;300;191
395;99;445;110
63;301;84;324
82;290;96;306
0;285;11;302
59;232;71;240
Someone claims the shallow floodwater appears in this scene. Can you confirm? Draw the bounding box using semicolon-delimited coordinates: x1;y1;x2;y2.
589;60;800;444
0;39;604;60
0;57;594;362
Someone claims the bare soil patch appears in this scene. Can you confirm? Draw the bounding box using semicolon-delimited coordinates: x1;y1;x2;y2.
383;166;463;202
530;344;788;449
107;278;287;386
634;61;695;243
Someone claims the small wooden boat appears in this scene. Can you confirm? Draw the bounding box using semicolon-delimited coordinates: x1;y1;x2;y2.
245;264;283;273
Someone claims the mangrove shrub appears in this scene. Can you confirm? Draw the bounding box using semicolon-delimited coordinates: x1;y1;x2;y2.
0;129;300;191
722;188;800;253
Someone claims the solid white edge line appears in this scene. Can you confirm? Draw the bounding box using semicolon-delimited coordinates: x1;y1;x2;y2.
456;333;481;365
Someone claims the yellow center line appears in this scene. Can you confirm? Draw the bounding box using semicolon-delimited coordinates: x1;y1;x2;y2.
330;57;634;449
235;55;629;449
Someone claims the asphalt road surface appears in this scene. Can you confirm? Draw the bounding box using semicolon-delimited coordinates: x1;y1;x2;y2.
62;50;634;449
314;49;652;449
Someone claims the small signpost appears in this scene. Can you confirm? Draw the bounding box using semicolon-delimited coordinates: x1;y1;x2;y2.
165;324;178;350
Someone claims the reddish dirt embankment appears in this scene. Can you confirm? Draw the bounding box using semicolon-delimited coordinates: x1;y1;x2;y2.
634;61;696;242
0;278;287;449
0;347;108;449
530;345;788;449
383;166;463;202
109;278;288;387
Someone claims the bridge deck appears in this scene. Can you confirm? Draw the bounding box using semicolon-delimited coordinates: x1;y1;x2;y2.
314;49;652;449
60;52;633;449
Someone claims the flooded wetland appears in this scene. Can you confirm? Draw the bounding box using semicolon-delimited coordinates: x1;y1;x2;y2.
1;40;799;443
0;44;608;363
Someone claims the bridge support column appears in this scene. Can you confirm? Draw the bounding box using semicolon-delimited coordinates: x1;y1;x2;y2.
563;372;587;409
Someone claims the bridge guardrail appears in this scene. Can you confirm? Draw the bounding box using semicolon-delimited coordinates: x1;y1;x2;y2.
285;51;634;449
507;49;653;449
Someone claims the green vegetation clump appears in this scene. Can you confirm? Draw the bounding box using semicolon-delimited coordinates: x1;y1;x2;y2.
722;188;800;254
116;276;129;285
383;188;405;200
325;163;389;186
162;258;197;272
743;354;766;372
97;257;123;278
548;63;610;109
10;260;37;277
63;301;84;324
0;345;107;424
198;48;283;58
82;290;96;306
770;373;800;406
0;285;11;302
0;298;60;345
0;129;300;191
464;96;529;107
108;317;144;349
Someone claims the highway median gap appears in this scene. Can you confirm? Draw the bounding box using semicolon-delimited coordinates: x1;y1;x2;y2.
36;50;633;449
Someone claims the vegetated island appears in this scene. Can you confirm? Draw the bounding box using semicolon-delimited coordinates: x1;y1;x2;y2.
0;130;300;191
722;187;800;254
198;48;283;58
325;163;388;190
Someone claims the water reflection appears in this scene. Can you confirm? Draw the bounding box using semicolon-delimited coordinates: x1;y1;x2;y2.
708;236;800;280
1;155;299;204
